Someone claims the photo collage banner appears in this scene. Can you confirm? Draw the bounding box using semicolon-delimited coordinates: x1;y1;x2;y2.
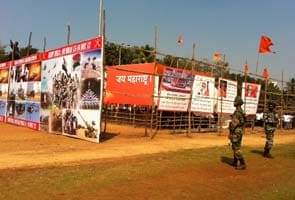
1;36;103;143
0;62;10;122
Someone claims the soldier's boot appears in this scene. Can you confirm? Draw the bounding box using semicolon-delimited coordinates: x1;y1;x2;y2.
235;158;246;170
263;148;273;158
232;157;238;167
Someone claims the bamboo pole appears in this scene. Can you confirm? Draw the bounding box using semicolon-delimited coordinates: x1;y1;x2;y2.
280;70;284;129
67;24;70;45
187;43;196;136
27;32;32;56
98;0;103;36
255;53;260;74
43;37;46;52
150;26;158;139
218;55;226;135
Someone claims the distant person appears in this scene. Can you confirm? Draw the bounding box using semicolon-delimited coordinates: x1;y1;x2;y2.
263;102;278;158
228;96;246;170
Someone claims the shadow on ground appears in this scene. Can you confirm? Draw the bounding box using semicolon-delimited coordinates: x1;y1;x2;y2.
251;149;264;157
220;156;234;166
99;133;119;142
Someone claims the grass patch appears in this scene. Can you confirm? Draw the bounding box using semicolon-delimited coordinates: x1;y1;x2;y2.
0;144;295;200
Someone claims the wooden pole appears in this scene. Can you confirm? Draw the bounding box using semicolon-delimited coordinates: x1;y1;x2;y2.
98;0;103;36
27;32;32;56
255;53;260;74
150;26;158;139
67;24;71;45
264;79;268;113
218;55;225;135
101;7;107;141
187;43;196;136
280;70;284;129
43;37;46;52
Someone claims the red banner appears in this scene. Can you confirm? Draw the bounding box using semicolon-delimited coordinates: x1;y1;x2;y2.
105;63;160;105
43;37;102;60
0;116;5;122
6;117;40;130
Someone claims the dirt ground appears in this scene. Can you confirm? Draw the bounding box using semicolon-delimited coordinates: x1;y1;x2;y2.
0;121;295;170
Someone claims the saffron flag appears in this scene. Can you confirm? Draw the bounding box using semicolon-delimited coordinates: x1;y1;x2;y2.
244;63;249;74
213;53;222;61
259;35;274;53
262;68;269;79
178;34;183;44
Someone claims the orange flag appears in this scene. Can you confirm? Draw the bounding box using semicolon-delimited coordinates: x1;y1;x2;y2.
244;63;249;74
178;34;183;44
259;35;274;53
213;53;222;60
262;68;269;79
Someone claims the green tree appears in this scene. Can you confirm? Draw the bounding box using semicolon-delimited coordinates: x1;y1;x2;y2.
104;42;155;66
19;45;39;58
104;42;120;66
0;41;8;62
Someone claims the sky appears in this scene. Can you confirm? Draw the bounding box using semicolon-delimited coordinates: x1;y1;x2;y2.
1;0;295;81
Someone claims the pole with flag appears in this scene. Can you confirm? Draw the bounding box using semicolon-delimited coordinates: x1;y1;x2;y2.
243;61;249;111
255;35;274;74
262;68;269;112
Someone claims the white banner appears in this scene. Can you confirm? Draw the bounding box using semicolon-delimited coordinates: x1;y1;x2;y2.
190;74;215;113
217;78;237;114
158;68;192;111
242;82;261;115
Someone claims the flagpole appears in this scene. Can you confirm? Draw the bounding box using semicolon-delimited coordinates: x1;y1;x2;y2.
280;70;284;129
150;26;158;139
187;43;196;136
244;63;247;112
98;0;103;36
27;32;32;56
255;53;260;75
264;79;268;113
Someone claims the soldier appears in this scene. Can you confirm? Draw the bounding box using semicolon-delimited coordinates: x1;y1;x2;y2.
228;96;247;170
263;102;278;158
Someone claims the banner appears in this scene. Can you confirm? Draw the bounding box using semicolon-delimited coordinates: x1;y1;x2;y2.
40;37;103;143
190;73;215;113
158;67;192;111
105;63;158;105
6;55;42;130
0;62;10;122
217;78;237;114
242;82;261;115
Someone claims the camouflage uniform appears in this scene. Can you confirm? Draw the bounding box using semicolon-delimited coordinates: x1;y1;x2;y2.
263;102;278;158
229;96;246;170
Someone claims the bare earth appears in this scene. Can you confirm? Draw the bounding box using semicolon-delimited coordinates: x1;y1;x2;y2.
0;121;294;170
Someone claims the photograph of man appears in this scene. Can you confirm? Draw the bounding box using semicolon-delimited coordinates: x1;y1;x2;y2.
219;80;227;98
245;84;258;98
198;81;209;96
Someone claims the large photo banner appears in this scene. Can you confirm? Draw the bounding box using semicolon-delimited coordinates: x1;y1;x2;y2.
158;67;192;112
40;37;103;143
6;55;42;130
217;78;237;114
0;62;10;122
190;73;215;113
242;82;261;115
104;63;156;106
